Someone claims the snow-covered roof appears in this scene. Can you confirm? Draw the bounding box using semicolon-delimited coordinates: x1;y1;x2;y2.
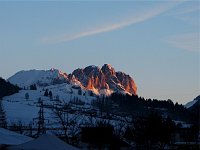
0;128;33;145
7;134;79;150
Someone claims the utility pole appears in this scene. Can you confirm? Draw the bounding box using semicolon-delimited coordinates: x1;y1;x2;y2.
38;100;45;135
33;98;47;137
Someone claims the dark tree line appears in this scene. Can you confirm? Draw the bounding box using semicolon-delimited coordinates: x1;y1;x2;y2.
0;77;20;99
91;93;199;148
109;93;184;110
107;93;190;121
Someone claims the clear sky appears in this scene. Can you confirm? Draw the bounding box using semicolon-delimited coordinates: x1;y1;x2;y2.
0;1;199;104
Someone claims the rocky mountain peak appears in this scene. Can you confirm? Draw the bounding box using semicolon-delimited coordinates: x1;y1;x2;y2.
101;64;115;76
8;64;137;96
72;64;137;95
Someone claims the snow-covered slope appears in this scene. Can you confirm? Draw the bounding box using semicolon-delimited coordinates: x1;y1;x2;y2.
2;83;95;125
8;68;68;88
185;95;200;108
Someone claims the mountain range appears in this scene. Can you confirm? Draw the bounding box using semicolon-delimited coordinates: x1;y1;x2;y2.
8;64;137;96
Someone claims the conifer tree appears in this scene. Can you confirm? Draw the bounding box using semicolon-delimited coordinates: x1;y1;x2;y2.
0;100;7;128
49;91;52;99
44;89;48;97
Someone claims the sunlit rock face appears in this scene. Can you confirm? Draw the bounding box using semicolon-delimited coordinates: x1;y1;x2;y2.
116;72;137;95
71;64;137;96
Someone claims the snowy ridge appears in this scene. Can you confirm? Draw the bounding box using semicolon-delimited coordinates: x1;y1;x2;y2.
185;99;198;109
185;95;200;108
8;69;68;88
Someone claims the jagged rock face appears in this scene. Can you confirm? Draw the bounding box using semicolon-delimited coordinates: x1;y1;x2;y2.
116;72;137;95
101;64;116;76
71;65;107;90
71;64;137;95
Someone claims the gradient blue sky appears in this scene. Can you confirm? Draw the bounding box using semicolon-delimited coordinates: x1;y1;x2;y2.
0;1;199;104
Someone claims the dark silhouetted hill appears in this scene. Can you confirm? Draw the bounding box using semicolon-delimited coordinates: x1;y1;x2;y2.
0;77;20;99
